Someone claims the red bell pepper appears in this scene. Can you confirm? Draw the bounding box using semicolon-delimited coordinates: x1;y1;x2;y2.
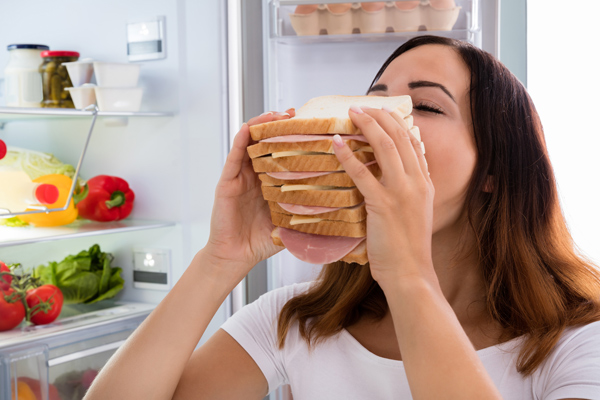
76;175;135;222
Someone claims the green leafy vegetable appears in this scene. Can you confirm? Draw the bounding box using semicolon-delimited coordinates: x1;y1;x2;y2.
33;244;124;304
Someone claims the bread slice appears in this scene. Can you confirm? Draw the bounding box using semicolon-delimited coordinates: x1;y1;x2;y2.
268;201;366;223
249;95;412;140
259;162;380;187
247;139;370;159
271;227;368;265
262;185;363;208
251;150;375;173
271;211;366;238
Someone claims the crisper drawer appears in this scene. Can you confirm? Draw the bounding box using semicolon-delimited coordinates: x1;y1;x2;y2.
0;314;147;400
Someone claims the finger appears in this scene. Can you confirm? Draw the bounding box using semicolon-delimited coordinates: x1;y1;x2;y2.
348;106;405;179
364;107;423;178
332;134;382;197
221;123;251;181
247;109;294;126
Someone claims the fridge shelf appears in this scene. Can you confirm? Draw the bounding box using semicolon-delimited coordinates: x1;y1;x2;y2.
0;300;155;349
0;107;173;125
0;218;176;247
271;27;477;44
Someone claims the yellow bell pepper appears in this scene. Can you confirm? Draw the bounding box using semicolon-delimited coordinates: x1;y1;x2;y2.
19;174;78;227
11;381;36;400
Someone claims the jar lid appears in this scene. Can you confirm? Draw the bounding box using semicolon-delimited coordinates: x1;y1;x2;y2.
7;44;49;51
41;50;80;58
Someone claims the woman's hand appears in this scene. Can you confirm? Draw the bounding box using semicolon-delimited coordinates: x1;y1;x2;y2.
332;106;436;288
203;109;295;280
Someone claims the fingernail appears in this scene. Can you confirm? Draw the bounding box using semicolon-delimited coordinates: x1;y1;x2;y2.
360;106;373;111
275;112;290;117
382;105;394;113
260;111;273;116
420;142;426;154
349;105;364;114
333;134;344;148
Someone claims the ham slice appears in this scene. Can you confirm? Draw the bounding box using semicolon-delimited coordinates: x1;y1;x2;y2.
279;227;365;264
260;134;368;143
266;160;378;180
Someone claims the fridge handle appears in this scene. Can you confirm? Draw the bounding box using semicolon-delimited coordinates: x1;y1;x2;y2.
47;339;126;367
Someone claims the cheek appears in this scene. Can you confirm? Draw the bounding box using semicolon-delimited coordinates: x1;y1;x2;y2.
422;131;477;206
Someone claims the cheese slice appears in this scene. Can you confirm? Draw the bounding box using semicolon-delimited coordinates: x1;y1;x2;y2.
280;185;338;192
290;215;323;225
272;150;324;158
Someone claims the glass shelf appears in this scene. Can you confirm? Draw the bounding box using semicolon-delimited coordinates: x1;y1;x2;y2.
0;219;176;247
0;301;155;349
0;107;173;124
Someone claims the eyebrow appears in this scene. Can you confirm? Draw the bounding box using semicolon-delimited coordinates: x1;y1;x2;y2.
368;81;456;104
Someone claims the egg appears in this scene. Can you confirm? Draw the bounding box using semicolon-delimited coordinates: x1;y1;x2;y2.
294;4;319;14
394;1;420;10
430;0;456;10
327;3;352;13
361;2;385;12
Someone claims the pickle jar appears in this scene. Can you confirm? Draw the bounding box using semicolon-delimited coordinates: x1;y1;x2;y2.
39;50;79;108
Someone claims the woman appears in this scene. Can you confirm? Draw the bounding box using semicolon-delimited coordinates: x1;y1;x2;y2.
85;36;600;399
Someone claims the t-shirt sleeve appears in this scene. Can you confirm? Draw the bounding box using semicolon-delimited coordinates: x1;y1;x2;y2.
538;321;600;400
220;282;311;395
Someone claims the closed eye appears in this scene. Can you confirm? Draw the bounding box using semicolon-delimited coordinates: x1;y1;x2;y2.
414;102;444;114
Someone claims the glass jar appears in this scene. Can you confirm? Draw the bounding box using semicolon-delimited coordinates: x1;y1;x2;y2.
40;50;80;108
4;44;49;107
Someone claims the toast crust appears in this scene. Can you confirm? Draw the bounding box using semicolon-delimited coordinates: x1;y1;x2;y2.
271;211;366;237
251;151;375;172
268;201;367;223
261;185;363;208
250;118;361;140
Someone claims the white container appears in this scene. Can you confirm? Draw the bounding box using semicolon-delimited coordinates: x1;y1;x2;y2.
422;6;461;31
93;62;140;88
65;84;97;109
94;87;143;112
4;44;48;107
324;5;354;35
358;6;387;34
390;3;422;32
0;166;58;215
64;58;94;87
289;11;320;36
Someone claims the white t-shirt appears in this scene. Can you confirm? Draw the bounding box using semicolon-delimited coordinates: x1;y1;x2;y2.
221;282;600;400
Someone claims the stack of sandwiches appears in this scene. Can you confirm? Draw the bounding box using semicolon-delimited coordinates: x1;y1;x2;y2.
247;95;418;265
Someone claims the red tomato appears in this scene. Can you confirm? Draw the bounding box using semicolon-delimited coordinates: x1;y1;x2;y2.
0;289;25;331
26;285;63;325
0;261;12;291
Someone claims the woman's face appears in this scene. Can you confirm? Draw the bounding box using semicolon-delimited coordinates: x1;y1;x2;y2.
368;44;476;234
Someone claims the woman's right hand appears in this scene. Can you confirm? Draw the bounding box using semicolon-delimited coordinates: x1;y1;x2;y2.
202;109;295;281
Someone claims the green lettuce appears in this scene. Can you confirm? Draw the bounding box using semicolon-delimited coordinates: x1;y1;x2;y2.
33;244;124;304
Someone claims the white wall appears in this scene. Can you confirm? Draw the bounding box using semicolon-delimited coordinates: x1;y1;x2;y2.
0;0;228;344
527;1;600;264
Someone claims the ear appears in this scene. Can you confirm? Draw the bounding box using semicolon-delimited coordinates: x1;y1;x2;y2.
483;175;494;193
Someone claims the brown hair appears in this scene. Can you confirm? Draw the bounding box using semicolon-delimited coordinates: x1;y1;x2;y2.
276;36;600;375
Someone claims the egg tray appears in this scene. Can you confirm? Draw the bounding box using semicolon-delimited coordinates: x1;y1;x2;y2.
289;2;461;36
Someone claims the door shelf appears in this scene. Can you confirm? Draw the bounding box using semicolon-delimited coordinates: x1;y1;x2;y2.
0;300;155;349
0;219;176;247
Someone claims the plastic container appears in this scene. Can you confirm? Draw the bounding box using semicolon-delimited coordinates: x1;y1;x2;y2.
0;167;59;215
4;44;49;107
66;84;97;109
94;87;143;112
93;62;140;87
64;58;94;87
40;50;80;108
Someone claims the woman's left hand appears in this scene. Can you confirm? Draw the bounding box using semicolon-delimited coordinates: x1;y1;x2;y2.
332;106;436;288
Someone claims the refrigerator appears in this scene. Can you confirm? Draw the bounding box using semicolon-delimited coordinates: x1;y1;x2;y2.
0;0;526;399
